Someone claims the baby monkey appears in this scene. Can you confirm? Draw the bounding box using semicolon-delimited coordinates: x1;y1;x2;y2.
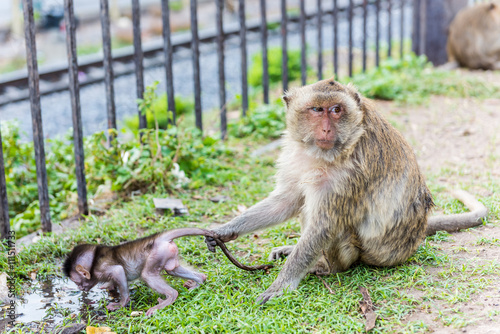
63;227;271;316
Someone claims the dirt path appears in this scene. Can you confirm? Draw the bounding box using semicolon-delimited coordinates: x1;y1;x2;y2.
376;70;500;333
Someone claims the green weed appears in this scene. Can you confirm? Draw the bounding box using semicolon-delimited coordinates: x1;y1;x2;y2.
248;47;304;88
350;53;500;105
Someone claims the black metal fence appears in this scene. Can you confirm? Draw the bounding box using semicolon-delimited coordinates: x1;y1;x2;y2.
0;0;419;237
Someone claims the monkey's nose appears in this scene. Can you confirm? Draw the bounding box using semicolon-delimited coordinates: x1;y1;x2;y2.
322;129;331;133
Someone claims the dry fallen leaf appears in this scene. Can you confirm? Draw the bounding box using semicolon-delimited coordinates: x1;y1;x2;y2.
359;286;377;331
86;326;116;334
237;204;247;214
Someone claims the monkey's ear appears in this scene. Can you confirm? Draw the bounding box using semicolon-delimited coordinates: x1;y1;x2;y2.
76;264;91;280
489;3;496;11
283;91;293;108
353;92;362;106
283;95;290;107
346;83;362;107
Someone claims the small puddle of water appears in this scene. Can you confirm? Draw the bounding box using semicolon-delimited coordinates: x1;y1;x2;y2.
1;278;114;332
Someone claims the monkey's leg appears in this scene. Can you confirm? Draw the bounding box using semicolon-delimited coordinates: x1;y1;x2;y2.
268;245;295;261
308;232;360;276
268;213;306;261
166;265;207;290
257;225;330;304
141;273;179;316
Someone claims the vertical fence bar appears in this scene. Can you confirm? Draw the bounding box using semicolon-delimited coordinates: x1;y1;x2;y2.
239;0;248;116
22;0;51;232
132;0;146;129
317;0;323;80
299;0;306;85
362;0;367;72
333;0;338;78
348;0;353;77
412;0;421;55
0;126;10;238
99;0;117;142
161;0;176;123
387;0;392;58
260;0;269;104
64;0;88;216
190;0;203;130
281;0;288;91
216;0;226;139
375;0;380;66
400;0;404;58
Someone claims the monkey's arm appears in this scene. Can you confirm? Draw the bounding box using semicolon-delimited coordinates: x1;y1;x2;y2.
426;190;488;236
105;266;130;311
256;221;330;304
208;183;304;249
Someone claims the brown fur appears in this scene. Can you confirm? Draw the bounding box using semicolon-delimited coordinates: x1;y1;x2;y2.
207;78;487;303
447;2;500;70
64;228;270;315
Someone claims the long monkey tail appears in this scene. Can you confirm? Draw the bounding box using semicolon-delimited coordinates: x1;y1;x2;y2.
165;227;273;272
426;190;488;236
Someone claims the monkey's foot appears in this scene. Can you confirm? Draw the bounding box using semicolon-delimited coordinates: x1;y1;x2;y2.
268;246;294;261
145;306;159;317
106;302;123;311
183;280;200;290
146;297;175;316
308;259;333;276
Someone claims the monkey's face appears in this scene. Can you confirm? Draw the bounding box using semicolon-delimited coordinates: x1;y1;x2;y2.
70;270;97;292
305;104;342;150
283;79;365;162
63;245;99;292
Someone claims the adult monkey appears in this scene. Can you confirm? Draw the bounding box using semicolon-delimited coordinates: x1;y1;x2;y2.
206;78;488;303
447;2;500;70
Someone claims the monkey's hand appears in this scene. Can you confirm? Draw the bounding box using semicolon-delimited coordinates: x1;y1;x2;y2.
205;232;238;253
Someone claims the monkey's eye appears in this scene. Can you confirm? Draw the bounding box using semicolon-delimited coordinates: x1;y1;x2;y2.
311;107;323;112
332;105;342;114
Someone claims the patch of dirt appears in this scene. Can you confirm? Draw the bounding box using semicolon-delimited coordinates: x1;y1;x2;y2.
377;95;500;178
375;69;500;333
401;226;500;334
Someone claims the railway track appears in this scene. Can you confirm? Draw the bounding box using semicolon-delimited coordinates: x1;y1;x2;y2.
0;3;360;107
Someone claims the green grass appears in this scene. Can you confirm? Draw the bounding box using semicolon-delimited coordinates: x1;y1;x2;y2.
349;54;500;105
3;55;500;333
3;144;499;333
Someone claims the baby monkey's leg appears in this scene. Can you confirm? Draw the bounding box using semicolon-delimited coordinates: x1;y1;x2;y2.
167;265;207;290
141;272;179;316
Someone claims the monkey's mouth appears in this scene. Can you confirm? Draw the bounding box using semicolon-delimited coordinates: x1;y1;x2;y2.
315;140;335;150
